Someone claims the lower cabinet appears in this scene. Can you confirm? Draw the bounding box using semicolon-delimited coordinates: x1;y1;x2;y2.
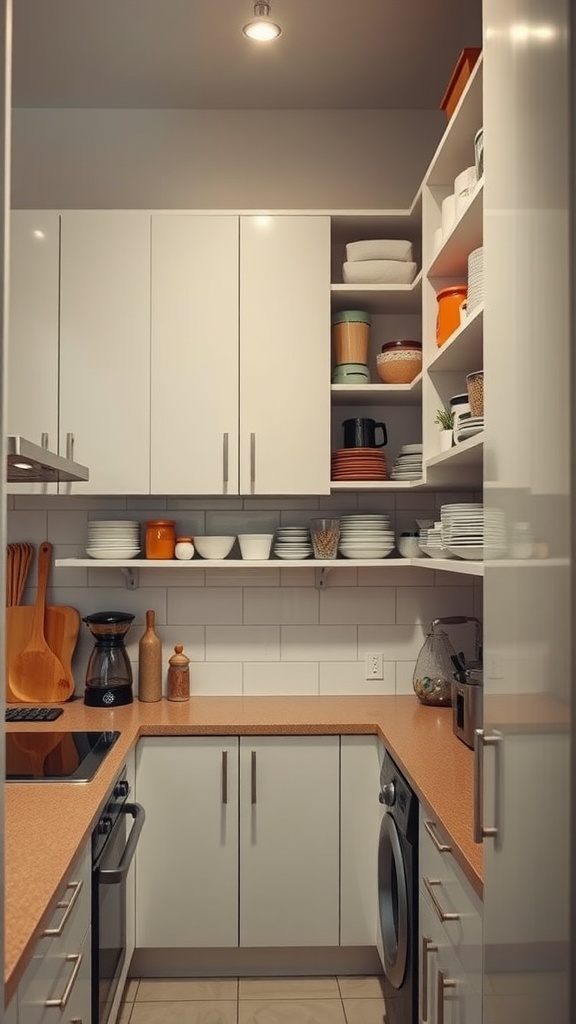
419;808;482;1024
339;735;382;946
17;844;91;1024
135;735;340;949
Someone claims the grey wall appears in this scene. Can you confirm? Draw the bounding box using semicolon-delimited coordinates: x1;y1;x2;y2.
11;108;444;209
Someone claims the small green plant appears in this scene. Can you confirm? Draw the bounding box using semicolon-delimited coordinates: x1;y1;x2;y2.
434;407;455;430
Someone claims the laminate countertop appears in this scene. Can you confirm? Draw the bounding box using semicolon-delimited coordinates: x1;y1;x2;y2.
4;694;483;1004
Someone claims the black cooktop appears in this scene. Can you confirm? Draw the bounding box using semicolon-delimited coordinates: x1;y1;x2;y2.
5;730;120;782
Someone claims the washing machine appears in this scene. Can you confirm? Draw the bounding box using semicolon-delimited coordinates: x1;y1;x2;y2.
377;750;419;1024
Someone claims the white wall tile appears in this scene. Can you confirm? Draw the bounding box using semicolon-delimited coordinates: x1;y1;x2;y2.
281;625;357;661
188;662;243;696
319;660;396;695
205;510;279;535
396;491;439;510
244;587;319;625
168;586;242;625
138;567;206;587
206;625;280;662
318;566;358;587
395;661;417;695
248;496;319;511
47;509;89;544
357;565;433;587
433;569;477;585
355;493;396;512
154;624;205;666
8;509;48;544
396;585;474;624
396;508;438;532
244;662;319;695
14;495;128;510
206;567;279;587
320;586;395;625
279;567;316;586
358;624;427;661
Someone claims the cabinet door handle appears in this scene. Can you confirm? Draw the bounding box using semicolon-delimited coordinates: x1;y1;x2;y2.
473;728;501;843
423;877;460;922
421;935;438;1022
43;879;83;936
65;432;75;460
436;969;456;1024
222;750;228;805
222;433;229;489
250;432;256;493
45;952;83;1008
251;750;257;804
423;818;452;852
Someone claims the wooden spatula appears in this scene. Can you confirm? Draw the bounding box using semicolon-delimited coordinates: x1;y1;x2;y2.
8;542;71;703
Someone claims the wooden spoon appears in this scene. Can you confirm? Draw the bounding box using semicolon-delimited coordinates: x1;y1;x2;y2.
8;541;70;703
5;544;14;606
16;542;34;606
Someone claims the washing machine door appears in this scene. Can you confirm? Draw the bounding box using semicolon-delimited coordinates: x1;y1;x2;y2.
378;810;409;989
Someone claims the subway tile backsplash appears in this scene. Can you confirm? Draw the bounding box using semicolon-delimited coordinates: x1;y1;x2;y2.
7;492;482;698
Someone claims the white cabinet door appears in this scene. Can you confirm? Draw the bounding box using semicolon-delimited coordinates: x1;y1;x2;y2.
8;211;60;495
59;212;151;494
340;735;381;946
239;735;340;947
135;737;239;948
150;214;240;494
239;215;331;495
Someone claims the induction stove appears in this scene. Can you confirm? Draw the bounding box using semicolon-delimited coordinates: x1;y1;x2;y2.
5;730;120;782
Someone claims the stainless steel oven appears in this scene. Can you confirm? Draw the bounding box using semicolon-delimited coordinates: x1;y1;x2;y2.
92;768;145;1024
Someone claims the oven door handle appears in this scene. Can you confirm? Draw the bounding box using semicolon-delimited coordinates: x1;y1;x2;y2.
98;802;145;884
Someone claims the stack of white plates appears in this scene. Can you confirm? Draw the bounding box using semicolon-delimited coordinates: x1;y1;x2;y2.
273;527;312;560
440;504;507;560
390;444;423;481
338;515;395;559
467;247;484;311
454;416;484;442
86;520;140;559
418;522;455;559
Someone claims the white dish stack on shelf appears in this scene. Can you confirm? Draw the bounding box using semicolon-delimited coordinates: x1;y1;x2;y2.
440;503;507;560
342;239;417;285
273;527;312;560
418;523;455;559
338;515;395;559
467;246;484;311
86;520;141;559
390;444;423;481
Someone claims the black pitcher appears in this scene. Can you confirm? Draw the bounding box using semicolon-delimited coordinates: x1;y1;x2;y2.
342;417;387;448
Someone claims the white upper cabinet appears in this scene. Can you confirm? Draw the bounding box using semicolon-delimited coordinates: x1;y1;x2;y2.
150;214;240;494
59;211;151;494
239;215;331;495
8;211;60;494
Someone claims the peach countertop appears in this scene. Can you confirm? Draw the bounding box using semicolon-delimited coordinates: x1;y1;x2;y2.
4;694;483;1004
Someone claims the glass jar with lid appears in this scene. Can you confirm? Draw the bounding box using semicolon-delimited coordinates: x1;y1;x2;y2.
145;520;176;559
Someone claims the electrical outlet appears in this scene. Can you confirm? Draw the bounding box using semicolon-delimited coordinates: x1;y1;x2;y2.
365;652;383;680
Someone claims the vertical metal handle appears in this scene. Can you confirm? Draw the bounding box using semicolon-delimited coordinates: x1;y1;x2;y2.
45;953;83;1008
423;877;460;921
222;750;228;805
251;750;257;804
222;433;229;489
41;431;49;449
421;936;438;1022
43;880;83;936
423;818;452;852
66;432;75;459
473;728;501;842
436;969;456;1024
250;432;256;494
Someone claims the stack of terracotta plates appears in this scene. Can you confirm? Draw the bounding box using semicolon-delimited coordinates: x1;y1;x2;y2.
331;448;388;481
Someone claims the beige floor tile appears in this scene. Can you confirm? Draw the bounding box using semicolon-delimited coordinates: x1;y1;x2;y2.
123;978;140;1002
239;998;346;1024
137;979;238;1001
341;998;387;1024
337;977;385;999
239;977;339;1000
130;1000;238;1024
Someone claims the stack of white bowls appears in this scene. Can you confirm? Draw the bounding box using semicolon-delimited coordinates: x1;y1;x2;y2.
338;515;395;559
86;520;140;559
390;444;423;481
440;503;507;561
273;527;312;560
467;247;484;311
418;522;455;558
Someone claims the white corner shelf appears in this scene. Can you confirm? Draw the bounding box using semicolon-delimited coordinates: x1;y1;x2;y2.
424;434;483;488
424;56;483;187
426;305;483;373
330;270;422;315
417;557;484;577
331;375;422;407
427;180;483;279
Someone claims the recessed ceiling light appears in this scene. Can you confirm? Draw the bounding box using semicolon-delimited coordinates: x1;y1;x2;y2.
242;1;282;42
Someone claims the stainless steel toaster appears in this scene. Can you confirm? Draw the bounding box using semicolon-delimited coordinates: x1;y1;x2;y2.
451;669;483;749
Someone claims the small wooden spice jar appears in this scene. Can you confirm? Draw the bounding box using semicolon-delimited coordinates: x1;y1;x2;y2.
167;644;190;701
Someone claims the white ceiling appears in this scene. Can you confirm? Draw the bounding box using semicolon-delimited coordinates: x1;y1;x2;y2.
12;0;482;110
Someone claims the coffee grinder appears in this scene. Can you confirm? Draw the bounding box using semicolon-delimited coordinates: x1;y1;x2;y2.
83;611;135;707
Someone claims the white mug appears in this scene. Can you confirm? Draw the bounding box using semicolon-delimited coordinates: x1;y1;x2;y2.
441;194;456;238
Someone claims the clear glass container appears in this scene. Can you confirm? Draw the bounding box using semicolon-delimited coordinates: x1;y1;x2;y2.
412;625;458;706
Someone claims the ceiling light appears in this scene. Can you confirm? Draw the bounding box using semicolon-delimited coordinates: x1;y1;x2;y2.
242;1;282;42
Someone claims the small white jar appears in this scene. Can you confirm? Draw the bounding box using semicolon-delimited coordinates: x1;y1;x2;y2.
174;537;195;560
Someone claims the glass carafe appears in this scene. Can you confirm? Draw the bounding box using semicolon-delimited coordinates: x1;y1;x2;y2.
412;624;458;706
83;611;135;707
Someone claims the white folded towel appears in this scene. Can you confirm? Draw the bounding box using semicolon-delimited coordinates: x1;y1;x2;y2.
346;239;413;262
342;260;417;285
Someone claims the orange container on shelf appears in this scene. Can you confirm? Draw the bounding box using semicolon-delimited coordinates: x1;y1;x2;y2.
440;48;482;119
145;520;176;559
436;285;468;347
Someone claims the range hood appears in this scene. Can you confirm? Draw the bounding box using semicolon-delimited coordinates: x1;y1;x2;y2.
6;436;89;483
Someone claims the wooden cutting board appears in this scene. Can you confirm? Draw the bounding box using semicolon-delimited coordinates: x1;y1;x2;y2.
5;542;80;703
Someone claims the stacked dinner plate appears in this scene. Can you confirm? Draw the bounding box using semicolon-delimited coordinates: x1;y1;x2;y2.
390;444;423;481
417;523;455;559
86;520;141;559
467;246;484;311
273;526;313;560
440;503;506;561
454;415;484;443
331;448;388;481
338;515;395;559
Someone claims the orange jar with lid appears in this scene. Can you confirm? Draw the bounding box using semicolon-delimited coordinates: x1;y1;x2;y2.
436;285;468;346
145;520;176;559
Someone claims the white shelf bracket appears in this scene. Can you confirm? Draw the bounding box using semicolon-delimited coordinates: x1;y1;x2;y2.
120;567;139;590
314;567;332;589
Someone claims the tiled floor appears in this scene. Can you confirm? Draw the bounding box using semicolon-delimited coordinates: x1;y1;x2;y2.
118;975;388;1024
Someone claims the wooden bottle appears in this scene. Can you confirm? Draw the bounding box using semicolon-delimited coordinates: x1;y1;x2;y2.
167;644;190;702
138;610;162;702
